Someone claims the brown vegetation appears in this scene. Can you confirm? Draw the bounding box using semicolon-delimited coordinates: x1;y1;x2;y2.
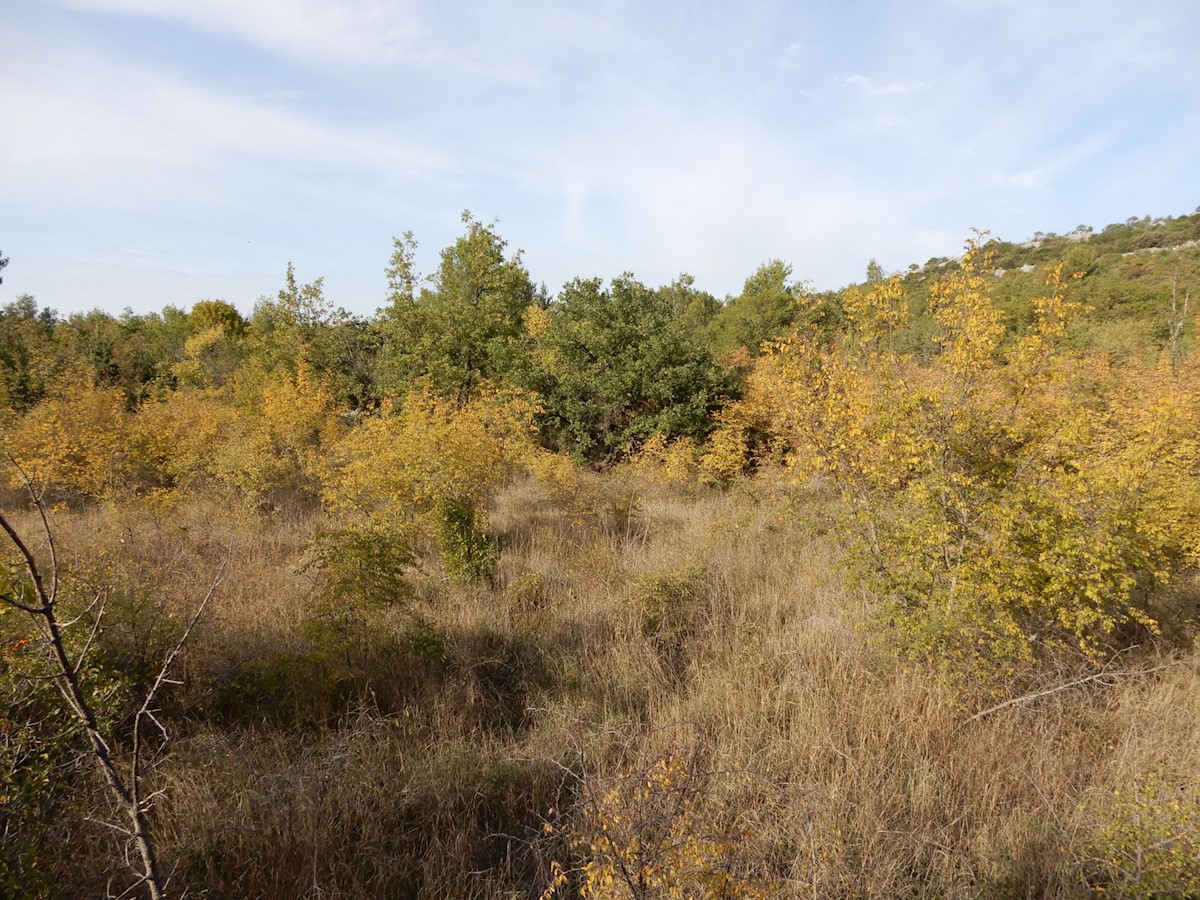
5;467;1198;897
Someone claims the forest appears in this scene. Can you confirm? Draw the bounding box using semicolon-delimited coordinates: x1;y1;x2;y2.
2;209;1200;898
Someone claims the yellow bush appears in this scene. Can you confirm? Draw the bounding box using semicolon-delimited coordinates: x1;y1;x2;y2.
323;385;537;579
628;434;703;489
735;239;1200;672
0;369;130;497
325;386;532;520
210;363;343;503
543;752;771;900
129;388;239;490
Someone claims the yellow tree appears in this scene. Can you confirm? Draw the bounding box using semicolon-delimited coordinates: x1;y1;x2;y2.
323;384;537;581
0;368;130;498
721;236;1200;673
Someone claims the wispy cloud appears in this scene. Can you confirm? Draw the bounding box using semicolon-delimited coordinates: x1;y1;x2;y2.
54;0;426;67
990;137;1110;192
50;0;621;84
0;38;454;213
845;74;931;98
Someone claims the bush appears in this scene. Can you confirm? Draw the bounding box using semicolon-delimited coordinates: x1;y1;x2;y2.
731;240;1200;676
435;498;498;584
1080;772;1200;896
542;751;772;900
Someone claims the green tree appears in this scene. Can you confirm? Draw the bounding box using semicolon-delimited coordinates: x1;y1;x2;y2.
658;273;721;337
376;213;534;402
246;264;354;383
525;274;736;463
709;259;798;354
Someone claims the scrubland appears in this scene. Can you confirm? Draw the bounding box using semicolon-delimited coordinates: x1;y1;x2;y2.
4;214;1200;897
6;466;1198;898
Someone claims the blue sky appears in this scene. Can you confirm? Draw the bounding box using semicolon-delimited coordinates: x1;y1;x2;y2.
2;0;1198;317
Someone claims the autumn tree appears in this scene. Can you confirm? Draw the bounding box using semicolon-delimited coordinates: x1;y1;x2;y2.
717;236;1200;675
189;299;246;337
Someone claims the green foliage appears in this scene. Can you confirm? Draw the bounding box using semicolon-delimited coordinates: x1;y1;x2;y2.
247;264;347;378
525;274;736;463
434;497;498;584
710;259;799;354
0;295;58;411
303;525;416;609
376;214;534;402
658;273;721;337
57;306;191;403
1082;772;1200;897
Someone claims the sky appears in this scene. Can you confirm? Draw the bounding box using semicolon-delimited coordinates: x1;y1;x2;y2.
2;0;1199;318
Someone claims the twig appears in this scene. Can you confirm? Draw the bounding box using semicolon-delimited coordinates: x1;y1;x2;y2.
962;661;1183;726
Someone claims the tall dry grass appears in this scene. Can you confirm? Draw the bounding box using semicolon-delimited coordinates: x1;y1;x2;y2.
9;469;1200;897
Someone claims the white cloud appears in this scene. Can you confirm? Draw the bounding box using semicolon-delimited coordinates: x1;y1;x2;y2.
53;0;426;67
49;0;622;84
494;92;949;295
845;74;932;98
0;40;454;214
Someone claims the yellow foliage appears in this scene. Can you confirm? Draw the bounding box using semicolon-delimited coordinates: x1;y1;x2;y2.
699;355;790;484
324;384;535;524
543;753;771;900
210;363;343;503
719;236;1200;671
0;369;130;497
629;434;703;488
172;326;240;388
128;387;239;490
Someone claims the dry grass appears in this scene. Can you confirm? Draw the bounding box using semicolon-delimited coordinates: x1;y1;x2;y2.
8;471;1200;898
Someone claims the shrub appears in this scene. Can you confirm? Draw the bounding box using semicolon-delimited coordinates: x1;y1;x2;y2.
434;497;498;584
732;238;1200;675
1080;771;1200;896
542;751;772;900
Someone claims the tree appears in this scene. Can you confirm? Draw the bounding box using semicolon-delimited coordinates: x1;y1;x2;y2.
866;258;886;284
524;274;735;463
247;264;344;377
714;237;1200;676
658;273;721;337
0;296;58;410
0;249;8;285
189;299;246;337
709;260;799;355
376;213;534;403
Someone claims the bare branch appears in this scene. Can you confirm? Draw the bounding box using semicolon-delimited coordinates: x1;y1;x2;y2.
1;464;228;900
962;660;1183;725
